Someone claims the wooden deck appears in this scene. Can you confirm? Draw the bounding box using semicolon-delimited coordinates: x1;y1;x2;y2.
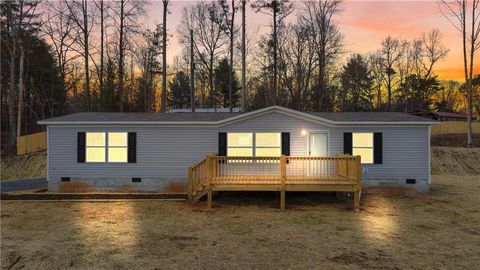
188;155;362;211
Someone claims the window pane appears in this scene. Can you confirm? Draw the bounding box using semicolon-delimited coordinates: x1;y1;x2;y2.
353;148;373;164
256;148;281;157
353;133;373;148
108;147;128;162
86;132;105;147
86;147;106;162
109;132;127;147
256;133;281;147
227;147;253;156
228;133;252;147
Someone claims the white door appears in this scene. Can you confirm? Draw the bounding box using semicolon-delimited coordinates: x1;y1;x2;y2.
309;132;329;177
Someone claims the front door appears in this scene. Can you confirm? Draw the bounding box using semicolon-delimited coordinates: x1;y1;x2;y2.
308;132;329;176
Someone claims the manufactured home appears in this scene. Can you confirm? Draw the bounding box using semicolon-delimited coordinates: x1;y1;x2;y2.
39;106;437;209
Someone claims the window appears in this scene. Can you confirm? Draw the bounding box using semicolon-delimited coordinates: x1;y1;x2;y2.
255;133;281;157
226;132;281;157
85;132;128;163
227;133;253;156
86;132;106;162
108;132;128;162
352;133;373;164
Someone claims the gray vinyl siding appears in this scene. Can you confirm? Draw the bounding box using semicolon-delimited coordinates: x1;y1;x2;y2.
47;111;430;191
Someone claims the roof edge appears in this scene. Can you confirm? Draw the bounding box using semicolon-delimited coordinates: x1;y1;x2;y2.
37;106;440;126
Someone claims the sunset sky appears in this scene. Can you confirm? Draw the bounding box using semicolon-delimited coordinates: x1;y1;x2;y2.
146;0;479;82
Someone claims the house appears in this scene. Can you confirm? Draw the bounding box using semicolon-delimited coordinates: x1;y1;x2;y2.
38;106;437;203
411;111;475;122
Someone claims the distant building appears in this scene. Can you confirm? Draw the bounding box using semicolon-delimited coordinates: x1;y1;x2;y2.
411;111;475;122
169;108;243;113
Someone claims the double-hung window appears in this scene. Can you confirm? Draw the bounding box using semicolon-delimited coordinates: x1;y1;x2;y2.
108;132;128;162
227;133;253;156
226;132;281;157
86;132;106;162
255;133;281;157
352;133;373;164
85;132;128;163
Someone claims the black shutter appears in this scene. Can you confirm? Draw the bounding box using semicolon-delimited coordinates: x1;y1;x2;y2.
281;132;290;156
373;132;383;164
218;132;227;156
77;132;86;163
128;132;137;163
343;133;353;155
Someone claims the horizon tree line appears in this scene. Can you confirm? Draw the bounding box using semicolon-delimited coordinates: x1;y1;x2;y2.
1;0;479;152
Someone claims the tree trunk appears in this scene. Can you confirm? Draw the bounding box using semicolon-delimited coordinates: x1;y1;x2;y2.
228;0;235;112
467;0;476;146
161;0;168;112
83;0;91;111
272;4;277;106
460;0;470;146
241;0;246;112
8;38;17;147
17;44;25;138
118;0;125;112
99;0;104;111
210;57;215;111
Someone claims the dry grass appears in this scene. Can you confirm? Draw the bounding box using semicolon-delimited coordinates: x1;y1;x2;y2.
431;121;480;135
0;152;46;181
1;175;479;270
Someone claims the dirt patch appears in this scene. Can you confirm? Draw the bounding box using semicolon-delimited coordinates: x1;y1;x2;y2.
58;181;96;193
1;175;479;269
431;147;480;175
162;181;187;193
0;151;46;181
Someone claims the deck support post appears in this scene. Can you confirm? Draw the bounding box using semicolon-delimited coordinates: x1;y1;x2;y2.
353;190;360;212
280;155;286;210
353;156;362;212
207;190;212;208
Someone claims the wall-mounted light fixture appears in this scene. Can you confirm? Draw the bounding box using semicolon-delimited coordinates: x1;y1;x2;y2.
301;129;307;136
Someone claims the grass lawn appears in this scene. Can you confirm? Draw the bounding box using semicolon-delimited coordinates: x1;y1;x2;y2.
1;175;479;269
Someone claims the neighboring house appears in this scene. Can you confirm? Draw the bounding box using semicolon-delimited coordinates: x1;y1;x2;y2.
38;106;437;193
411;111;476;122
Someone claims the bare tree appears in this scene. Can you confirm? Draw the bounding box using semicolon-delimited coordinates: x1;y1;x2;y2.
15;0;40;138
418;29;449;79
241;0;246;112
218;0;239;112
178;2;227;110
111;0;147;112
160;0;169;112
278;23;315;110
251;0;293;106
42;1;79;95
300;0;343;111
440;0;480;146
379;36;402;111
66;0;96;111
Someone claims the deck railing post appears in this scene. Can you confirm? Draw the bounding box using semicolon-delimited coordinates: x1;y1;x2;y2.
206;156;213;208
188;166;193;201
280;155;286;210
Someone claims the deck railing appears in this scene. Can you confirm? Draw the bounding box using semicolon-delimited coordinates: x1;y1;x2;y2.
188;155;361;201
208;155;361;185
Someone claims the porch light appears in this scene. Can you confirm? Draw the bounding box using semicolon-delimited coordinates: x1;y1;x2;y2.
301;129;307;136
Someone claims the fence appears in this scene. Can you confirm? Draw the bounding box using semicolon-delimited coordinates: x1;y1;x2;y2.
431;121;480;135
16;131;47;155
